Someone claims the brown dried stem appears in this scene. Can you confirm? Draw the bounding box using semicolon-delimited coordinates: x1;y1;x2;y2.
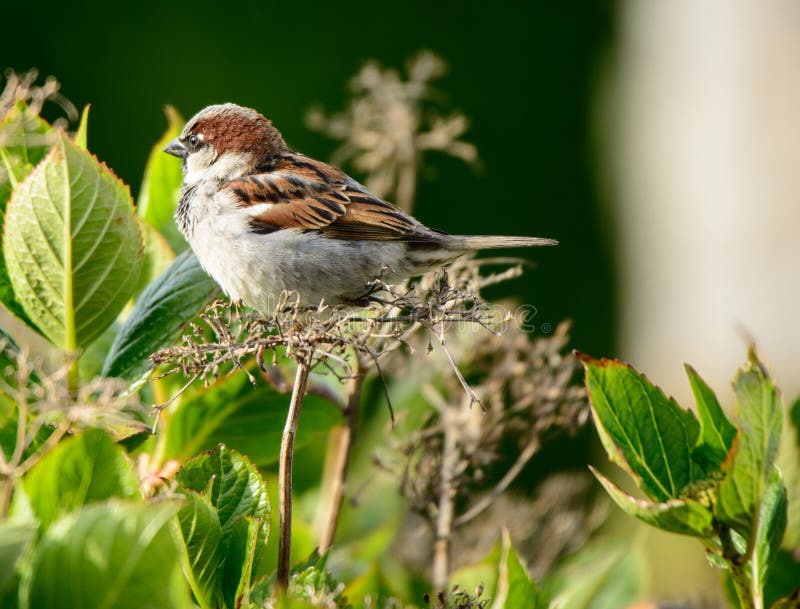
151;262;533;586
316;356;364;552
277;360;311;589
432;402;459;592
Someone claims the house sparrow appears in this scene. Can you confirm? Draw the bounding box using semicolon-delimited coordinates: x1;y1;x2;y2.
164;103;556;311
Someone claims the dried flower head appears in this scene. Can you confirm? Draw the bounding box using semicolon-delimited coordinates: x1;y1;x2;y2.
0;68;77;128
306;51;478;211
376;317;587;525
151;259;518;418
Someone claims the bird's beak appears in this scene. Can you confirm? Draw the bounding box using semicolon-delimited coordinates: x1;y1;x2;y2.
163;138;187;159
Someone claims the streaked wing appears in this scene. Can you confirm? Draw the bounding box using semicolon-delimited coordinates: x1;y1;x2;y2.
222;152;422;240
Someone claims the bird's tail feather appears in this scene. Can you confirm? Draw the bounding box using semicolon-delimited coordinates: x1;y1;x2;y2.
453;235;558;250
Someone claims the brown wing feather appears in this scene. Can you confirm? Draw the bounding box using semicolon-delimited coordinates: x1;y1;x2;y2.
223;152;426;240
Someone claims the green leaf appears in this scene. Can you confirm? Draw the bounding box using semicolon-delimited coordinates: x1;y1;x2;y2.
0;102;56;329
26;500;190;609
73;105;90;151
449;541;502;600
137;105;186;252
780;396;800;550
224;516;263;609
686;364;737;472
0;520;35;595
176;445;269;539
259;478;318;579
176;492;223;609
164;370;342;467
135;219;175;296
751;467;787;595
491;530;548;609
578;354;702;501
176;445;270;607
716;350;783;539
542;536;645;609
591;467;714;538
22;428;140;529
4;133;143;350
763;550;800;608
102;249;217;382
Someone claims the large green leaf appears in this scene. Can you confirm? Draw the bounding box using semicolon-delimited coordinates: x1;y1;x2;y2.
591;467;714;538
224;515;264;609
578;354;702;501
4;133;143;350
0;102;55;328
543;536;644;609
137;106;186;252
176;445;270;608
686;364;737;472
22;428;140;529
716;350;783;539
176;492;223;609
164;370;342;467
102;249;217;382
26;500;189;609
135;219;175;296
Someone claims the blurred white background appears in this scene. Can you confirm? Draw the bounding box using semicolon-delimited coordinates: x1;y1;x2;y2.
610;0;800;405
606;0;800;601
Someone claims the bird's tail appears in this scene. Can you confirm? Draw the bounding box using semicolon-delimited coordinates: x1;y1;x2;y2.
452;235;558;250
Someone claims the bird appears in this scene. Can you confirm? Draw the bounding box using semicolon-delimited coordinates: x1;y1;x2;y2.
164;103;556;312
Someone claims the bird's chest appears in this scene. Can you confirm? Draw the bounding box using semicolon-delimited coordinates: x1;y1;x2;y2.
180;190;276;302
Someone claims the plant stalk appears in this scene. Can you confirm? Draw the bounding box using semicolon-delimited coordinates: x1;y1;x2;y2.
277;361;311;589
432;405;458;592
317;369;363;552
719;525;757;609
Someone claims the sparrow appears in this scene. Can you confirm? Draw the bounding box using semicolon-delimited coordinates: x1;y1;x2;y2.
164;103;556;312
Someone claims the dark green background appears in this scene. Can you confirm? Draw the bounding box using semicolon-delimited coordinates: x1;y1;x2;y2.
1;1;615;356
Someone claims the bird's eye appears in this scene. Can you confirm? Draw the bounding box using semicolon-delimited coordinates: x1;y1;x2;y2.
187;134;200;148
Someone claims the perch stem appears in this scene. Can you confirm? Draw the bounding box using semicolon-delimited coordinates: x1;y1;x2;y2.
277;360;311;589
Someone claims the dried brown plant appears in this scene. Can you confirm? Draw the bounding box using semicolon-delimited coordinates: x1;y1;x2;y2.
152;258;520;588
306;50;477;212
375;314;588;589
151;260;513;404
0;339;148;517
0;68;78;128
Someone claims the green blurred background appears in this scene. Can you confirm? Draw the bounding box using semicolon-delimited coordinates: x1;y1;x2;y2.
0;0;616;358
6;1;800;603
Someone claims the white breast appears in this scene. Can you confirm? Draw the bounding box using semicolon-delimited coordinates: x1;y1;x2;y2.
183;189;408;311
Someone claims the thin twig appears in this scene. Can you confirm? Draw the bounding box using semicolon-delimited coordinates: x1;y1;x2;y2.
428;322;481;409
277;361;311;589
453;435;542;527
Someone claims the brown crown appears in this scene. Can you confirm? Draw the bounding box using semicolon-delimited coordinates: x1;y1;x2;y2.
185;103;286;158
